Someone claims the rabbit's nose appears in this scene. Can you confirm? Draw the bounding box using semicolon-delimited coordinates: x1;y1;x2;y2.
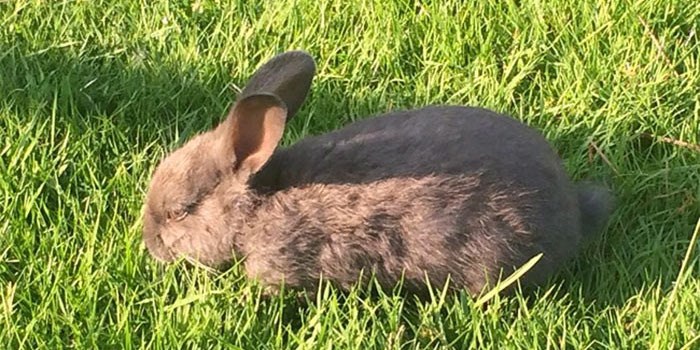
160;230;188;249
143;231;176;262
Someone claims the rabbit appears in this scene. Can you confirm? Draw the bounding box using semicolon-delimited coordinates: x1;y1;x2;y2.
141;50;614;298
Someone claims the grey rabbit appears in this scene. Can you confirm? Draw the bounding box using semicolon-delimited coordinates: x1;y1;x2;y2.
142;50;614;297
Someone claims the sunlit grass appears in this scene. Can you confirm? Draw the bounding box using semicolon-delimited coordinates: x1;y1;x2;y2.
1;0;699;348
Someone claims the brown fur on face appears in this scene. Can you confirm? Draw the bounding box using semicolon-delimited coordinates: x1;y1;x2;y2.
142;50;316;267
143;92;288;268
142;129;254;268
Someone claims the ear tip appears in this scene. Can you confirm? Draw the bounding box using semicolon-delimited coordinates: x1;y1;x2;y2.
275;50;316;72
280;49;315;61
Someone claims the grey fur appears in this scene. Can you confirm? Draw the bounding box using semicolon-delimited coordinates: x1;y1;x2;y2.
141;50;614;297
575;182;616;241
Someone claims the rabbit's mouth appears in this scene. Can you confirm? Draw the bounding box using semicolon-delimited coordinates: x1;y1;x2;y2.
160;232;231;269
143;231;177;263
164;232;189;258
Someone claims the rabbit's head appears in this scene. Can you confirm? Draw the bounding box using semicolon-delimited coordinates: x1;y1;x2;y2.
141;51;315;268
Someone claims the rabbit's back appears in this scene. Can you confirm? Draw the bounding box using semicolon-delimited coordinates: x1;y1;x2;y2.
257;106;569;192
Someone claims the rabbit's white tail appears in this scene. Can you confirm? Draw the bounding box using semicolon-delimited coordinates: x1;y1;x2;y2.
576;182;615;239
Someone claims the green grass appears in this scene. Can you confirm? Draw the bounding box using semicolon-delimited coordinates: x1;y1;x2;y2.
1;0;699;348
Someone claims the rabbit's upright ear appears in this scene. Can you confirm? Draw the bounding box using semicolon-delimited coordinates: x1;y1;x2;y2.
216;93;287;175
238;50;316;122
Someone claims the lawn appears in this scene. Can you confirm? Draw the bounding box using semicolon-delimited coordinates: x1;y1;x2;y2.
1;0;699;348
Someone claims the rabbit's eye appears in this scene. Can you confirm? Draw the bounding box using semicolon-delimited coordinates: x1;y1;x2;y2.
166;209;188;222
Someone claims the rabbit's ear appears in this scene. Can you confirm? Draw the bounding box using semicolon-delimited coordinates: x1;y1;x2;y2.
217;93;287;175
238;50;316;122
